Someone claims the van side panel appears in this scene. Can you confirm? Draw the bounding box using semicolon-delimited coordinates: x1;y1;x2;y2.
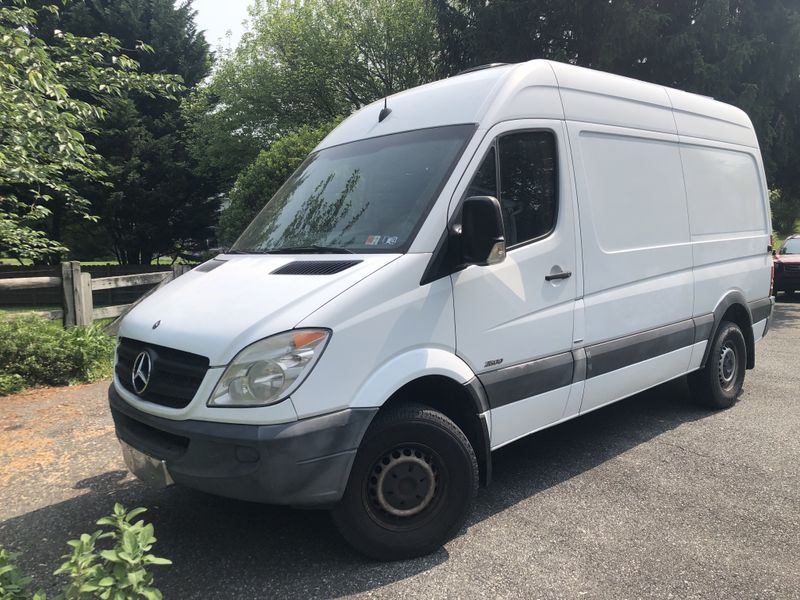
679;137;772;326
568;124;694;344
567;122;694;413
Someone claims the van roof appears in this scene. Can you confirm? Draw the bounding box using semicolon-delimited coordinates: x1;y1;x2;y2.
317;59;758;151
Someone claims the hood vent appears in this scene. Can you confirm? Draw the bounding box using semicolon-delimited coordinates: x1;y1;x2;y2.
194;259;226;273
272;260;362;275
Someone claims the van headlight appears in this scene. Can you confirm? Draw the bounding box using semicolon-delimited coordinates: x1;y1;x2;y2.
208;329;330;407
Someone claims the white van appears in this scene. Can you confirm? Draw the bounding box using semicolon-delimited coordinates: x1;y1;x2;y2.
110;60;774;560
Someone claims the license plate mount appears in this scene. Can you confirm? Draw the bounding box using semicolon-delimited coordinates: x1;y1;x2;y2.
119;440;175;488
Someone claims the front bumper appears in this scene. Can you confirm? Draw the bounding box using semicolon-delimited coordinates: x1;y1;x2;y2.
109;384;376;507
773;271;800;291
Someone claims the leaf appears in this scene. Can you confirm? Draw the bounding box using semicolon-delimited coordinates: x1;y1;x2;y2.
100;549;121;563
125;507;147;521
141;588;163;600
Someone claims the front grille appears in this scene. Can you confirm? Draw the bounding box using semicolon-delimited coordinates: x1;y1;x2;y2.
784;263;800;273
115;338;209;409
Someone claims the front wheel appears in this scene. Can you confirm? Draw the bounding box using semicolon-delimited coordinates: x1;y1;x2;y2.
332;403;478;560
689;320;747;409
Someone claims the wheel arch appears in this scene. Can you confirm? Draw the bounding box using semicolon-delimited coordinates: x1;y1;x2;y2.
348;348;491;486
380;375;492;486
702;291;755;370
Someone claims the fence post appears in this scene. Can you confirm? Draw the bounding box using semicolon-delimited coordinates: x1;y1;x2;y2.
77;272;93;326
171;264;191;279
61;261;77;327
61;261;93;327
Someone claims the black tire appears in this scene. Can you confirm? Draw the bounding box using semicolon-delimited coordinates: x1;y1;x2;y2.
332;403;478;561
689;320;747;409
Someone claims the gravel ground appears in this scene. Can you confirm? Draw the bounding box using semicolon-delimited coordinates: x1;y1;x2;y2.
1;301;798;599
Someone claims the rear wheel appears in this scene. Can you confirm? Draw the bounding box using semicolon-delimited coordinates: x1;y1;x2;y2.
689;320;747;409
332;403;478;560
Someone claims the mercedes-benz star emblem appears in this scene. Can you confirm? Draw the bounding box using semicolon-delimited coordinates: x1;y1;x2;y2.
131;351;152;394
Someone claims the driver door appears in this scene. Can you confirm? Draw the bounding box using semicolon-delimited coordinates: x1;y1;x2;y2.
450;120;580;448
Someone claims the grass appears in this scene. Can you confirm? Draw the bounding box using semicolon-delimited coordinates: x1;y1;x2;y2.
0;308;113;329
0;306;61;317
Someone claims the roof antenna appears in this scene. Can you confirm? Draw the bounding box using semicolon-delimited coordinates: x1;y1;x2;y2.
378;95;392;123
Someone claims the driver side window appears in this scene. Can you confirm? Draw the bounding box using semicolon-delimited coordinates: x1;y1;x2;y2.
464;131;558;247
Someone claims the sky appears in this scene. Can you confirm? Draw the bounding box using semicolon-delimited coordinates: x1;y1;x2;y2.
190;0;251;50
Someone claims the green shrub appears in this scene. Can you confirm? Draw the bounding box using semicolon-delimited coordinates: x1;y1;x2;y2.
0;504;170;600
770;188;800;235
0;318;116;395
0;547;42;600
0;373;25;395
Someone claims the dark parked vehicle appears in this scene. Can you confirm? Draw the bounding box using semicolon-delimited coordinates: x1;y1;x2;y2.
773;235;800;296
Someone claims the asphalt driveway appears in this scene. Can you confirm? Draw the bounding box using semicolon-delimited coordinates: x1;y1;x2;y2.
1;302;799;599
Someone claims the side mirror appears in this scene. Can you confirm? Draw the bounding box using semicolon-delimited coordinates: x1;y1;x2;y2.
459;196;506;266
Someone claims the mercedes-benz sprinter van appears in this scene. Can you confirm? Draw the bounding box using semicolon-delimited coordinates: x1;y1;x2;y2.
110;60;774;560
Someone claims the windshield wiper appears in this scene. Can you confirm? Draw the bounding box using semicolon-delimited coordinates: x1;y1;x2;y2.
227;245;355;254
263;245;354;254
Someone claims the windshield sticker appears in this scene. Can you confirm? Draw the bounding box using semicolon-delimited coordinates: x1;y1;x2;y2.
365;235;382;245
382;236;399;246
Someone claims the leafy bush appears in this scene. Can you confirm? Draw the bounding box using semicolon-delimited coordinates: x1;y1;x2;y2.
0;318;115;395
0;504;170;600
770;188;800;235
0;547;41;600
0;373;25;396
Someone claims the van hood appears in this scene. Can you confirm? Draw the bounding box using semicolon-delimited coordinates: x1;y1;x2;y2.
118;254;399;365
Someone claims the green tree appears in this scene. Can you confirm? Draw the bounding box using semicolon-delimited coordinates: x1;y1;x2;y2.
0;0;181;261
218;120;339;246
770;189;800;235
55;0;216;264
184;0;441;187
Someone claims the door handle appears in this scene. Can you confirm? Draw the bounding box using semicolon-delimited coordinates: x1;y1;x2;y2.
545;270;572;281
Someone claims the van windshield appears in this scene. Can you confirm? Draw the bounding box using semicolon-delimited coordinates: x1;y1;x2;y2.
231;124;475;254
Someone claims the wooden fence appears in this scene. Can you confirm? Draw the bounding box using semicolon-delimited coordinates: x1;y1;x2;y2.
0;261;191;327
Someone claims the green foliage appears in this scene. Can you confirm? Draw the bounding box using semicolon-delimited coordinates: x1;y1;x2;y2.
55;504;171;600
0;319;115;394
184;0;441;186
0;547;44;600
770;189;800;235
0;0;183;262
218;119;340;245
0;373;25;396
56;0;217;265
0;504;169;600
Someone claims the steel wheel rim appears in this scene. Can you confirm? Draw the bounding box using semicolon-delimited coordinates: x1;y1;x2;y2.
364;445;444;529
718;342;738;390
